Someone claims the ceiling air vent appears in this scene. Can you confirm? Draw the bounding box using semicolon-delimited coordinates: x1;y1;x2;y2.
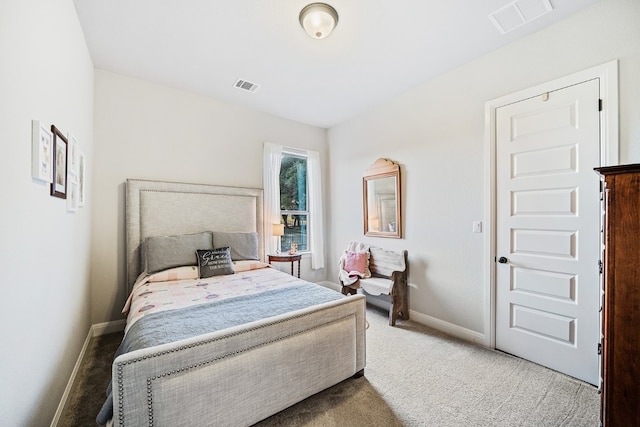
233;78;260;93
489;0;553;34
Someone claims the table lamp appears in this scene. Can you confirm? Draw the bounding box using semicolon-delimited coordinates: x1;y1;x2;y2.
272;223;285;254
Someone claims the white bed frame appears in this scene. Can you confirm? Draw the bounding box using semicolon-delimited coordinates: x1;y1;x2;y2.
113;179;366;426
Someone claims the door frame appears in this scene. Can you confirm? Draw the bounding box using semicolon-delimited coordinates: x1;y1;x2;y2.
482;60;619;348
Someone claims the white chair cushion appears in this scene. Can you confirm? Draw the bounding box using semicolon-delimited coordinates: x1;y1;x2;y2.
360;277;392;296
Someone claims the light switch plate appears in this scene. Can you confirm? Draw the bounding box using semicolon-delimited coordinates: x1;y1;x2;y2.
473;221;482;233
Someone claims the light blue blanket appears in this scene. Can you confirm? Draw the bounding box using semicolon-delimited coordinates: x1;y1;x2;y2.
97;283;342;424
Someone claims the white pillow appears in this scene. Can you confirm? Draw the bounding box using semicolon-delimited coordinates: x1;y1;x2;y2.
148;266;199;282
232;260;270;273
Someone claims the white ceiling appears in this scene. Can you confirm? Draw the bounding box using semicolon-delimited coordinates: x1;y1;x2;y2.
73;0;600;128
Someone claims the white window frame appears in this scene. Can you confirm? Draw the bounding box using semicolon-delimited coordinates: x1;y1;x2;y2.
263;143;324;269
279;150;310;253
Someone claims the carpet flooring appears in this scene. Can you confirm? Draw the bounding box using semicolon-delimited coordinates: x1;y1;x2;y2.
59;306;600;426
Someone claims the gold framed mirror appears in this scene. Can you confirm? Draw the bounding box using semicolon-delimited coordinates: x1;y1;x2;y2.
363;158;402;238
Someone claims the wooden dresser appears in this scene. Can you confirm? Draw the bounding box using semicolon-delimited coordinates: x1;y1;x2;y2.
595;164;640;427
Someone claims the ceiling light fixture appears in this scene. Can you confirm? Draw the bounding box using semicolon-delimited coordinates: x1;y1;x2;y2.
299;3;339;39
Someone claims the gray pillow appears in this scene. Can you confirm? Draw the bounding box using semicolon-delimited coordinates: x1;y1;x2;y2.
212;231;259;261
143;232;213;274
196;247;234;278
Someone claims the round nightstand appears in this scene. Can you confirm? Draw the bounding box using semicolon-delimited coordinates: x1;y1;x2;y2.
268;253;302;278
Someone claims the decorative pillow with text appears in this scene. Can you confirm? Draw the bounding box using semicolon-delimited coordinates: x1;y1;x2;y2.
196;247;235;278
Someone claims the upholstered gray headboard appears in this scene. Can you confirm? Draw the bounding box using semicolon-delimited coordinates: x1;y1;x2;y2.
126;179;264;293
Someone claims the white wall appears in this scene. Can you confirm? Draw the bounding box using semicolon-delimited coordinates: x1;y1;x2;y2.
91;70;328;323
0;1;94;425
327;0;640;337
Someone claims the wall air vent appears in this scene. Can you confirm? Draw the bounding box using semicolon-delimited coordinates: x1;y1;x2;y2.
233;78;260;93
489;0;553;34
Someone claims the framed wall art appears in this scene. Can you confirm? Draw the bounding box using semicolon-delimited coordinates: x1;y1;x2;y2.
31;120;53;183
78;152;86;207
67;178;79;212
67;133;79;176
50;125;68;199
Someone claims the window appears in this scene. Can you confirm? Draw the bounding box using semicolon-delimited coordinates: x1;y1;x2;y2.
279;153;308;252
264;142;324;269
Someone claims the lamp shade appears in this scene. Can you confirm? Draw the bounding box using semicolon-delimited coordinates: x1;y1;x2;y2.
299;3;338;39
272;223;285;237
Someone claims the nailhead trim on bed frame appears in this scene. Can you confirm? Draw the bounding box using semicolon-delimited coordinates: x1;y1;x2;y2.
115;305;361;426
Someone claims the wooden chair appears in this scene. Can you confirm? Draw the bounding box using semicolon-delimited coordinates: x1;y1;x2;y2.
341;245;408;326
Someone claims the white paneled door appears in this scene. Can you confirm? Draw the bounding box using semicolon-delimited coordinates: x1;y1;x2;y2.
495;79;601;385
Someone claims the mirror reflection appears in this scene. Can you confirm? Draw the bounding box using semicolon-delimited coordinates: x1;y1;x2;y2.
366;177;397;232
363;158;401;238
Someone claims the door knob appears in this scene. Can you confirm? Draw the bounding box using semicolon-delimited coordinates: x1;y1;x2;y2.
498;256;508;264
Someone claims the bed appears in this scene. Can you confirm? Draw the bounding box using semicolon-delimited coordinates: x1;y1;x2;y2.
100;179;366;426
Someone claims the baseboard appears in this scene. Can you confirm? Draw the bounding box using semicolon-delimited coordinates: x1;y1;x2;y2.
50;320;126;426
317;280;341;292
408;310;487;346
50;327;93;427
92;319;126;336
319;281;487;346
